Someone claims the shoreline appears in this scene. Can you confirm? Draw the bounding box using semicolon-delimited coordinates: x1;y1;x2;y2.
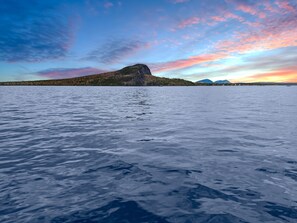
1;83;296;86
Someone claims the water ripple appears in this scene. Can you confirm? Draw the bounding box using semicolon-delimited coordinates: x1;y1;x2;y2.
0;86;297;223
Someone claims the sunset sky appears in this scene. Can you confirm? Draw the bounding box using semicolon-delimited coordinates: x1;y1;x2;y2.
0;0;296;83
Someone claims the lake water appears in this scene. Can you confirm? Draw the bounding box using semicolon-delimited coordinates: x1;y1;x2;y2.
0;86;297;223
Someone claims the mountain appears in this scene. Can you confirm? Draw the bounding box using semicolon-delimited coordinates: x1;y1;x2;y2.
196;79;213;84
214;80;230;84
0;64;195;86
196;79;231;84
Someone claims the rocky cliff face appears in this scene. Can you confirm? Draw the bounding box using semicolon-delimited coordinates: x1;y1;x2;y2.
120;64;151;76
118;64;152;85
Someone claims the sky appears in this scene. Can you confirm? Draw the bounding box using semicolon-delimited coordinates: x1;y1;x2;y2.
0;0;296;83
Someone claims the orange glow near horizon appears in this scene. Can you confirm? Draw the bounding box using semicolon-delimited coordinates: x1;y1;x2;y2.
232;69;297;83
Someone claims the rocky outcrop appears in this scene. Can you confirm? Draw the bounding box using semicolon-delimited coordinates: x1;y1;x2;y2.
120;64;151;76
118;64;152;85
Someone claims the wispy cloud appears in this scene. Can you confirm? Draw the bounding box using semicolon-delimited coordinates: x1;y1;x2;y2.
211;11;243;23
0;1;75;62
104;1;114;9
174;7;243;30
37;67;106;79
236;4;265;18
275;0;295;12
177;17;200;29
170;0;190;4
84;39;150;64
151;53;228;73
216;13;297;54
226;0;266;18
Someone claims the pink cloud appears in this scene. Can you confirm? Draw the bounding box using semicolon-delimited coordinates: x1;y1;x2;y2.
177;17;200;29
38;67;107;79
151;53;228;73
236;4;257;15
226;12;243;20
236;4;266;18
224;0;268;18
175;8;243;30
263;1;277;13
211;12;243;23
211;16;226;22
216;13;297;54
275;0;295;12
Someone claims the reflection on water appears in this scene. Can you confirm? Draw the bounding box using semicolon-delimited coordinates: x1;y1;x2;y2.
0;86;297;223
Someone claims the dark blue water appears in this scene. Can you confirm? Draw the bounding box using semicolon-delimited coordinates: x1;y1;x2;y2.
0;86;297;223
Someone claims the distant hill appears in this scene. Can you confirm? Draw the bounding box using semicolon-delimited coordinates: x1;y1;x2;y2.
196;79;231;85
196;79;213;84
214;80;230;84
0;64;195;86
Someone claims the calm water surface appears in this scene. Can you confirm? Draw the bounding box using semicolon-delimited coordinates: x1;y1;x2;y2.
0;86;297;223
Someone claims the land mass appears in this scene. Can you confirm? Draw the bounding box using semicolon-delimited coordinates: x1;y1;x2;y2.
0;64;296;86
0;64;194;86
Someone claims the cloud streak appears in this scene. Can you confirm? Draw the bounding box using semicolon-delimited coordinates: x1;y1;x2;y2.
84;39;150;64
275;0;295;12
177;17;200;29
170;0;190;4
0;0;75;62
151;53;228;73
216;13;297;54
37;67;106;79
